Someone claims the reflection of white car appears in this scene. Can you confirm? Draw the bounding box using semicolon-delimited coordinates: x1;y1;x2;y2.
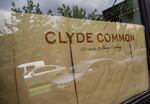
52;59;103;88
52;55;146;88
17;61;66;89
17;61;46;75
24;65;65;79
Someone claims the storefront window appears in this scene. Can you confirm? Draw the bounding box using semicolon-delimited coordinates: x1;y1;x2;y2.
0;0;150;104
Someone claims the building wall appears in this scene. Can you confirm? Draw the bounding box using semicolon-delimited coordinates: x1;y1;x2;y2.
102;0;142;25
120;0;141;24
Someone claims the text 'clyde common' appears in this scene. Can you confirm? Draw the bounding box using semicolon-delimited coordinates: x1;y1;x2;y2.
45;31;135;44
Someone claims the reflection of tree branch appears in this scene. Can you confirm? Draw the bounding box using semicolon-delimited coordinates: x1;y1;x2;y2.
112;0;117;6
11;0;53;15
88;9;103;21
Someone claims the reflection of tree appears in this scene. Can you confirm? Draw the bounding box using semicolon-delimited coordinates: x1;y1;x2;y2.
0;0;52;35
11;0;103;21
1;0;105;35
58;4;86;19
57;4;72;18
0;13;18;35
3;0;54;35
57;4;103;21
87;9;103;21
12;0;42;14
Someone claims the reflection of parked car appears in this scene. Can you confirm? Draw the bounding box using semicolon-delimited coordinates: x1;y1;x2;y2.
17;61;66;89
25;65;66;89
24;65;65;79
52;55;146;88
52;58;109;88
17;61;46;75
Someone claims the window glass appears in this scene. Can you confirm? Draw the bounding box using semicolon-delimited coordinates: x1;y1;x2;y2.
0;0;143;36
34;66;57;74
0;0;124;15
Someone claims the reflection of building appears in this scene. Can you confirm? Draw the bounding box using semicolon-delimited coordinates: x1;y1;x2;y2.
102;0;141;24
103;0;150;66
103;0;150;103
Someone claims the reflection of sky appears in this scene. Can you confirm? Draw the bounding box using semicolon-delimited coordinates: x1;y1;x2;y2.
0;0;124;15
0;0;124;34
